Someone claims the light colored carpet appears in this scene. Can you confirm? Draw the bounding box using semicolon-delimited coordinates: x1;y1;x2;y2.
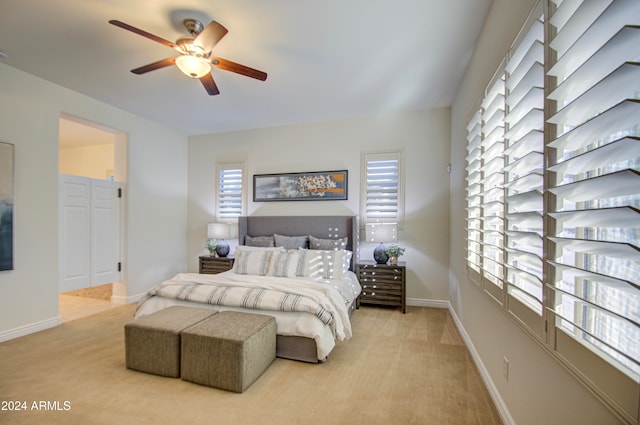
0;305;502;425
62;283;113;301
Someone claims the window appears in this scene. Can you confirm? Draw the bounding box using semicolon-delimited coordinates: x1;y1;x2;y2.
479;68;506;301
464;1;640;422
361;151;403;225
546;0;640;421
465;5;545;324
216;162;245;222
503;11;545;336
466;109;483;274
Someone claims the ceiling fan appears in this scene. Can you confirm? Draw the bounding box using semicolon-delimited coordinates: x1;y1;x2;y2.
109;18;267;95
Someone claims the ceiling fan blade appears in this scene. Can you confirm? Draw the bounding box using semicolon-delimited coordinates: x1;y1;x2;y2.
212;58;268;81
194;21;228;53
109;20;177;49
131;57;177;75
200;73;220;95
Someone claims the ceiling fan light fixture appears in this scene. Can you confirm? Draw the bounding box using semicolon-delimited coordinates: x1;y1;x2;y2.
175;55;211;78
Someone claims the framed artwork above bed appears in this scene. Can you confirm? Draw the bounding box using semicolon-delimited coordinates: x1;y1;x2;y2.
253;170;348;201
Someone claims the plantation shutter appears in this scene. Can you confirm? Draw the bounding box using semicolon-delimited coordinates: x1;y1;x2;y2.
216;163;245;221
479;71;506;301
546;0;640;420
362;151;402;224
503;8;545;336
466;109;483;275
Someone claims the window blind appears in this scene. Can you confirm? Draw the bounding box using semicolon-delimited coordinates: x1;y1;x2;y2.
504;11;545;334
546;0;640;421
464;1;640;421
362;151;402;223
216;164;244;221
480;72;506;299
466;109;483;274
464;6;545;320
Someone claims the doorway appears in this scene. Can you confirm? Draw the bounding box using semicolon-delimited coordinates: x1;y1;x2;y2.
58;114;126;321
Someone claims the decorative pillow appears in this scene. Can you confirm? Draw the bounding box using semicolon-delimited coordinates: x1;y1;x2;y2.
318;249;352;279
245;235;275;247
309;235;348;250
296;249;352;279
267;251;300;278
296;249;324;277
233;249;273;276
274;234;309;249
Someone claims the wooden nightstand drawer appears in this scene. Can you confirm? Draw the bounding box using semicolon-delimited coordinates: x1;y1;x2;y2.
359;269;404;280
199;256;234;274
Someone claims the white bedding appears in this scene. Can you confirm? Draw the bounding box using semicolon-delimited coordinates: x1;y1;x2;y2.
135;271;361;360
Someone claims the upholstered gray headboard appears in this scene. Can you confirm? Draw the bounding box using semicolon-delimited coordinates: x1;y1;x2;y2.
237;215;360;270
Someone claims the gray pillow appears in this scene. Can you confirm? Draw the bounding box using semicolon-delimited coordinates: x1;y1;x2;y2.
309;235;348;250
274;234;309;249
244;235;275;247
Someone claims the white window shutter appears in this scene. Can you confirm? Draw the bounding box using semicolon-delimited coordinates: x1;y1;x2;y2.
362;151;403;224
463;1;640;421
216;163;245;222
479;72;506;299
503;11;545;332
466;109;483;275
546;0;640;411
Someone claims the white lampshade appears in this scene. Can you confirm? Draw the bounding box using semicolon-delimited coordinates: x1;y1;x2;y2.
365;223;398;243
175;55;211;78
207;223;229;240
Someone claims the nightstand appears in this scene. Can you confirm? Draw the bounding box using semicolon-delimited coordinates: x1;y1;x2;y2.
357;261;406;313
199;256;234;274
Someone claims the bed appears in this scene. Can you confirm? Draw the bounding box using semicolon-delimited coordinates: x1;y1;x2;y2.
135;215;361;363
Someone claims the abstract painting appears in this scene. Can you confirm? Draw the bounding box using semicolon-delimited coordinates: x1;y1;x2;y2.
0;141;14;271
254;170;348;201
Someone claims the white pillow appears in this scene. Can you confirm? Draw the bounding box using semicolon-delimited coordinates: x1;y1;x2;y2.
296;249;323;277
297;249;352;279
320;249;352;279
233;249;274;276
267;251;300;278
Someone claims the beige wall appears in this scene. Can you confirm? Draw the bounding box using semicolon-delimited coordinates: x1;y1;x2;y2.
448;1;624;424
0;63;188;336
59;144;115;180
188;108;451;304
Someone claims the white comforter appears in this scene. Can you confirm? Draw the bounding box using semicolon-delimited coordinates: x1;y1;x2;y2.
135;271;361;360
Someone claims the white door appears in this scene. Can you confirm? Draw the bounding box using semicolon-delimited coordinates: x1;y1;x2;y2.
59;175;91;292
59;175;119;292
91;179;119;286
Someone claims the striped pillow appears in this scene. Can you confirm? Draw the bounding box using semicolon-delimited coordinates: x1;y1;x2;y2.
296;249;352;280
267;251;300;278
233;249;273;276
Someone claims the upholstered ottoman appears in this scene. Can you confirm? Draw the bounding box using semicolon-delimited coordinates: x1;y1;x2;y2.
125;306;218;377
181;311;276;393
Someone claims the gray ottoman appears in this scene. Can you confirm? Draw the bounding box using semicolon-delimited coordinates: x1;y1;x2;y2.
181;311;276;393
125;306;218;377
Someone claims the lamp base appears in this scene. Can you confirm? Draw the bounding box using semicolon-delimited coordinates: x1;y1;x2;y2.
373;243;389;264
215;240;230;257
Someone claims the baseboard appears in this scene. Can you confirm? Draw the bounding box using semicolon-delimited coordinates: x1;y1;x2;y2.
0;316;61;343
406;297;449;309
448;304;515;425
111;292;144;305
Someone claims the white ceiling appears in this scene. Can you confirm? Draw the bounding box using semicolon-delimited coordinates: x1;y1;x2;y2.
0;0;492;136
